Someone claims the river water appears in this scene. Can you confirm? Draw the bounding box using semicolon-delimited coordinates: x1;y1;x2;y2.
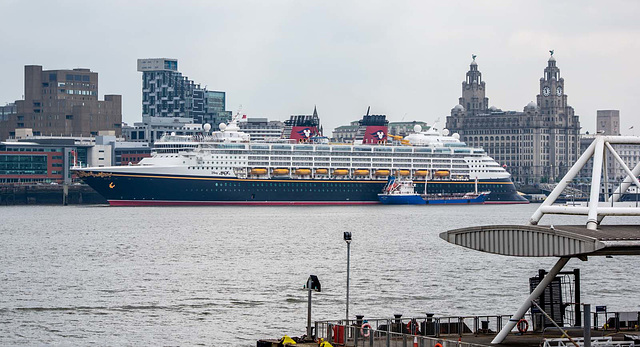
0;204;638;346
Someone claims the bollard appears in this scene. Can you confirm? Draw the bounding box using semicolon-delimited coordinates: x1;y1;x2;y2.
584;304;591;347
395;314;403;333
481;320;489;333
425;313;436;336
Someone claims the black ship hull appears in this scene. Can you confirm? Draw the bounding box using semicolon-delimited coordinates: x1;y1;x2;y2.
77;171;528;206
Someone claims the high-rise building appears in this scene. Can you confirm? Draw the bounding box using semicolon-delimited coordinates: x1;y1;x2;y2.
137;58;231;125
446;53;581;184
596;110;620;135
0;65;122;140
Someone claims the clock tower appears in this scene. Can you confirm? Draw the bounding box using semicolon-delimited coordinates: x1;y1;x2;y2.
458;55;489;116
530;51;580;184
537;50;568;116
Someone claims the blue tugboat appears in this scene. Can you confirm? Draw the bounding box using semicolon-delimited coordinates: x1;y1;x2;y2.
378;176;489;205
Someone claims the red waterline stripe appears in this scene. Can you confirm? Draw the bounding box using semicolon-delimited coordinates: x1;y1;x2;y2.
108;200;381;206
484;200;530;205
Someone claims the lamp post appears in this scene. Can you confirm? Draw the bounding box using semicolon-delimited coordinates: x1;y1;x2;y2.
343;232;352;325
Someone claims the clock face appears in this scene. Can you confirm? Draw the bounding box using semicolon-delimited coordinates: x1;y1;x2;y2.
542;86;551;96
556;86;563;96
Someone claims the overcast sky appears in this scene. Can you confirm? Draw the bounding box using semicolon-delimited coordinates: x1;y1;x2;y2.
1;0;639;134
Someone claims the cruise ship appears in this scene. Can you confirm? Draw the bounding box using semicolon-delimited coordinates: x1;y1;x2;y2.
75;113;528;206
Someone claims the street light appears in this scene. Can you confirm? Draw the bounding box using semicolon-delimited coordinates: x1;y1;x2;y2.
343;232;352;325
304;275;321;339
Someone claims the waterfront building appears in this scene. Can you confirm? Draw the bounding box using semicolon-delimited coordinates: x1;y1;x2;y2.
122;116;205;144
446;53;581;184
237;117;284;141
137;58;231;125
596;110;620;135
579;111;640;193
0;103;17;121
388;121;428;137
0;132;149;184
0;65;122;141
332;121;359;143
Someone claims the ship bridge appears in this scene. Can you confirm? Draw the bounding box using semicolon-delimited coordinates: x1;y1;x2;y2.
440;135;640;344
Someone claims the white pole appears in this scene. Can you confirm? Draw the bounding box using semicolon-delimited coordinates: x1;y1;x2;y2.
492;257;570;344
346;241;350;325
530;140;597;225
307;282;312;337
598;161;640;223
475;176;478;195
587;138;605;230
425;175;428;195
604;143;640;192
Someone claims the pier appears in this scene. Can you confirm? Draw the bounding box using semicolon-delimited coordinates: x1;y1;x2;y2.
258;311;639;347
259;135;640;347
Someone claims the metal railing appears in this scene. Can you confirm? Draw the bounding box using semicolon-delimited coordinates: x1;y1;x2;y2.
314;310;640;347
316;322;490;347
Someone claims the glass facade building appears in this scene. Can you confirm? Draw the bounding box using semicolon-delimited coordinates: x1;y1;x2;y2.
137;58;231;125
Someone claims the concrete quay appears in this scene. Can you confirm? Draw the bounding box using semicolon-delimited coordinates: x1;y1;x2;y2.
0;183;106;205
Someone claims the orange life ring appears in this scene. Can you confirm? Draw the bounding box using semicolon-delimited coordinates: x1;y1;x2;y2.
435;343;443;347
406;320;420;335
517;319;529;333
361;322;372;337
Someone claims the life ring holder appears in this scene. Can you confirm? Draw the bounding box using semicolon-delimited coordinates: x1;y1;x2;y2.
360;322;372;337
517;319;529;334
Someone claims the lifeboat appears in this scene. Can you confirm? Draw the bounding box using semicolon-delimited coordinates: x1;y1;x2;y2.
273;168;290;175
295;169;311;175
434;170;450;177
374;169;390;176
315;168;328;175
250;168;267;175
414;170;430;177
397;169;411;176
353;169;370;176
333;169;349;176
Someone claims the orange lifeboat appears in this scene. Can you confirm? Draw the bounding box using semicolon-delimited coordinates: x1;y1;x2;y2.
273;168;290;175
434;170;450;177
333;169;349;176
397;169;411;176
414;170;430;177
353;169;370;176
295;169;311;175
250;168;267;175
315;168;328;175
374;169;390;176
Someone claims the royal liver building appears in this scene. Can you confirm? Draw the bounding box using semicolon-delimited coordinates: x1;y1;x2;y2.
446;53;581;185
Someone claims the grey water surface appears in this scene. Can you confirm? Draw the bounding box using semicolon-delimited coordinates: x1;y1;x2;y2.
1;204;638;346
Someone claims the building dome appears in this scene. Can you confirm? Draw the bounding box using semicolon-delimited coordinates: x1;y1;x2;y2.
489;105;498;111
453;104;465;111
548;55;556;62
525;101;537;110
470;59;477;66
